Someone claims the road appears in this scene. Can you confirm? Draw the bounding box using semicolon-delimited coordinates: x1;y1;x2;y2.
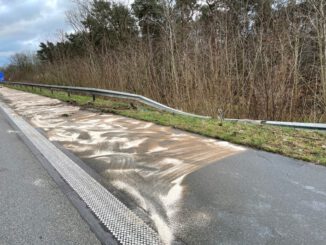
179;150;326;244
0;109;101;245
1;87;326;244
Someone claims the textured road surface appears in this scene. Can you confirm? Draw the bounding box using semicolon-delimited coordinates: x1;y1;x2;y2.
0;110;100;245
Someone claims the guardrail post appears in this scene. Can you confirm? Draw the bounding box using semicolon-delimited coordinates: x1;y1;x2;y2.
51;89;53;95
92;94;95;102
68;90;71;97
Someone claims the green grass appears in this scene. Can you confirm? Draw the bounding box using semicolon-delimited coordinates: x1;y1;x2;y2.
6;85;326;166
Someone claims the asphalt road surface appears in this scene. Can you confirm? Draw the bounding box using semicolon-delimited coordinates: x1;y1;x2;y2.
1;87;326;245
178;150;326;244
0;110;100;245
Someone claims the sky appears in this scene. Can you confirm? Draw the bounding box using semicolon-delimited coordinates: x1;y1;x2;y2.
0;0;133;67
0;0;76;66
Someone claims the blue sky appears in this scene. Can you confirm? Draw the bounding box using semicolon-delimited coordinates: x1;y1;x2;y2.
0;0;75;66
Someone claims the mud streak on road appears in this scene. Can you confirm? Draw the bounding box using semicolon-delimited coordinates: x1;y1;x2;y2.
0;87;245;244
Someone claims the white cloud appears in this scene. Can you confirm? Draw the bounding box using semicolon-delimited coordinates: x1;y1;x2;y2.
0;0;134;66
0;0;75;66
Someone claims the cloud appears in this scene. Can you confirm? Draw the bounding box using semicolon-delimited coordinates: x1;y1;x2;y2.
0;0;75;66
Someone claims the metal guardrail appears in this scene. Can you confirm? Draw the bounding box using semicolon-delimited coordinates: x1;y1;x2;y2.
5;81;326;131
226;118;326;131
6;82;210;119
264;121;326;131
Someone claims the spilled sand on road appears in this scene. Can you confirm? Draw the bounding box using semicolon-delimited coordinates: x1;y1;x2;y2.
0;87;245;244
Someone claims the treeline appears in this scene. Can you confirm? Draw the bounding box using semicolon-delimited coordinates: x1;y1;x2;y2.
5;0;326;122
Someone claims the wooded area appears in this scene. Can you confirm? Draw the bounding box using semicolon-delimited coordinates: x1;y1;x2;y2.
5;0;326;122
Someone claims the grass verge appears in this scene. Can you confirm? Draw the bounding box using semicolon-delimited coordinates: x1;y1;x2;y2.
5;85;326;166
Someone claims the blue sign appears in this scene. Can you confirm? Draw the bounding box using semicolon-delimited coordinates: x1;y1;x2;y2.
0;72;4;82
